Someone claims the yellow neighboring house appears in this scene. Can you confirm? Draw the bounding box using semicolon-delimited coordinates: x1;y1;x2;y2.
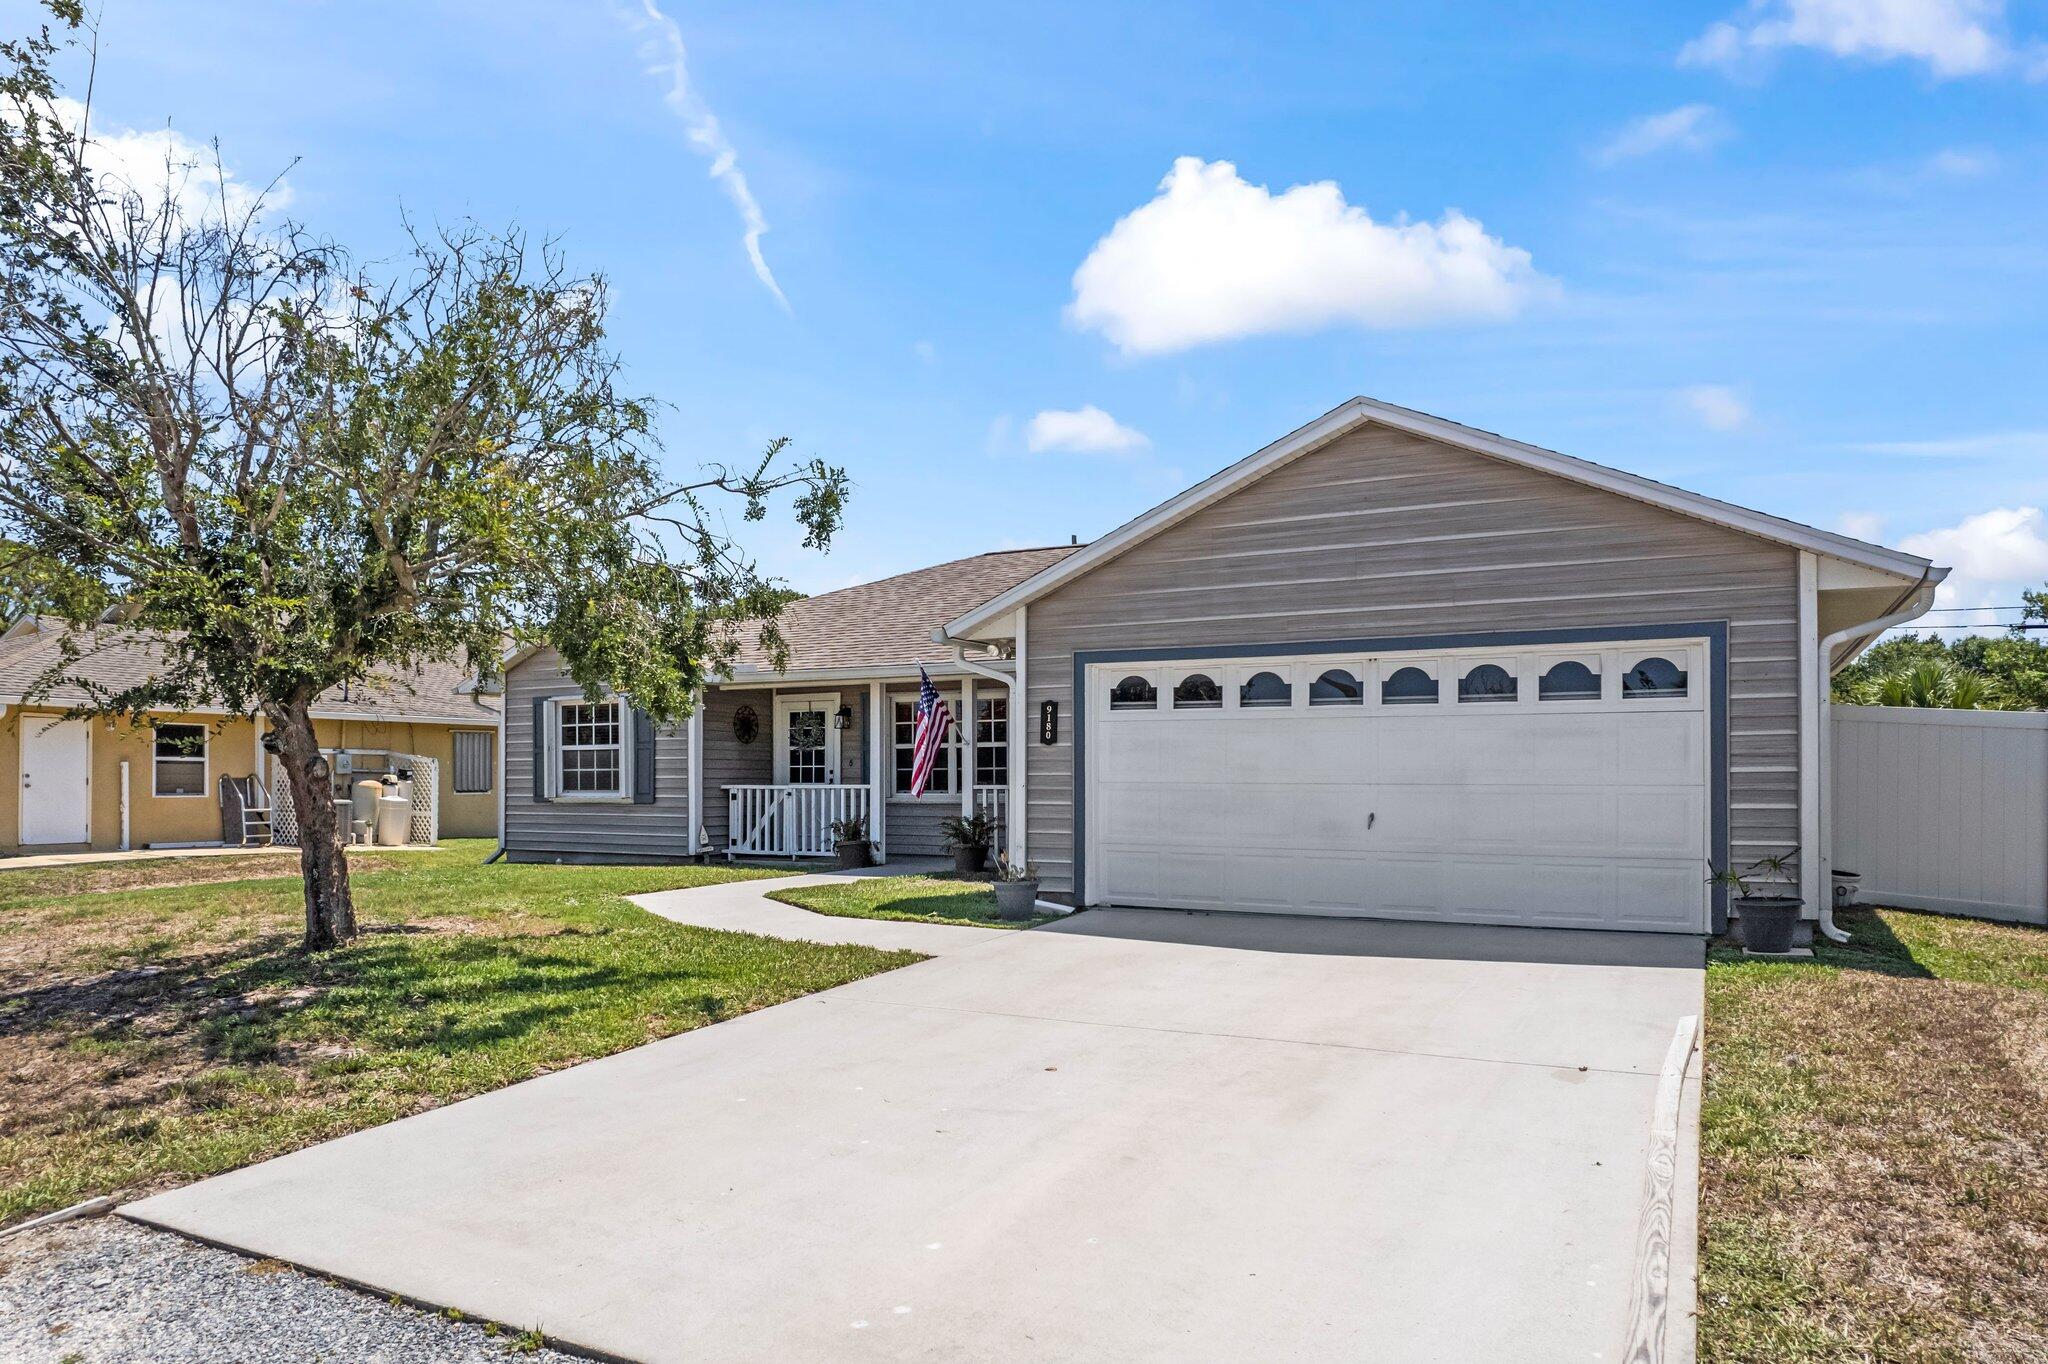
0;618;502;854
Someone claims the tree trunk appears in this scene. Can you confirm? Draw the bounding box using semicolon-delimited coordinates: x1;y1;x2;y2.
269;701;355;950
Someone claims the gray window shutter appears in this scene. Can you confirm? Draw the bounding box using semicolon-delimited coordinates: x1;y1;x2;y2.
531;697;548;802
632;706;657;804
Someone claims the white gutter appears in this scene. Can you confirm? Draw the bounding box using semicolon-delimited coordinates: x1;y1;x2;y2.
1813;569;1944;943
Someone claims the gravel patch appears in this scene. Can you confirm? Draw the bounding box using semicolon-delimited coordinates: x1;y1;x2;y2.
0;1216;586;1363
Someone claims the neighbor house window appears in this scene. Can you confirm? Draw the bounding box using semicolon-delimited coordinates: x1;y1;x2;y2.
974;696;1007;788
1109;675;1157;710
1458;663;1518;703
1381;666;1438;705
556;699;624;796
453;730;494;794
894;697;957;795
1239;671;1292;708
152;722;207;796
1538;661;1601;701
1173;673;1222;709
1623;657;1688;699
1309;668;1363;705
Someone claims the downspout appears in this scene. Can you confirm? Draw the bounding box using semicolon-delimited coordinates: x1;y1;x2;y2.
1813;568;1938;943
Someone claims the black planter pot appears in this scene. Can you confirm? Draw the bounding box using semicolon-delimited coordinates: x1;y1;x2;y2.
835;839;872;870
953;844;988;875
1736;896;1803;954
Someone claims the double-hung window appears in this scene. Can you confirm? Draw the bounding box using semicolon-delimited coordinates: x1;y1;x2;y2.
153;722;207;797
892;697;957;796
555;699;625;797
974;696;1007;789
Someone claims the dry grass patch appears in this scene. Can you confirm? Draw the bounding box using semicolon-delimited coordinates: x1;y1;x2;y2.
0;843;918;1224
1700;907;2048;1363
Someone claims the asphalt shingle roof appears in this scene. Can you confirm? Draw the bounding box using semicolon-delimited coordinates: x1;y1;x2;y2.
0;622;501;723
725;545;1081;675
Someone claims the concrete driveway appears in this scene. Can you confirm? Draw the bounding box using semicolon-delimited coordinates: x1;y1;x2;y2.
126;905;1703;1364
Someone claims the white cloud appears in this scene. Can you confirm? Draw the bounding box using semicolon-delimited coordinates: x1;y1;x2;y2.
1594;105;1731;164
29;96;287;225
627;1;789;310
1025;406;1150;456
1926;146;1998;176
912;339;936;364
1902;506;2048;617
1066;157;1549;356
1678;384;1751;431
1836;510;1887;541
1680;0;2020;79
1850;429;2048;458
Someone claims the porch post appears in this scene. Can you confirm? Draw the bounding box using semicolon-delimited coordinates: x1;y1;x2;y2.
686;688;704;858
960;675;976;819
868;679;886;861
1009;606;1027;867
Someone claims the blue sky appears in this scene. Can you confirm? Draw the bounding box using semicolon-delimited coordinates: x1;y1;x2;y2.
27;0;2048;629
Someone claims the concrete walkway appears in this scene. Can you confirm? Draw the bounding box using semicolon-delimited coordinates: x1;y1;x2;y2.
0;842;440;873
127;895;1703;1364
631;861;1021;953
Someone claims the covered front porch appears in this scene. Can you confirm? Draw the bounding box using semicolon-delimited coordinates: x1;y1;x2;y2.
694;668;1021;865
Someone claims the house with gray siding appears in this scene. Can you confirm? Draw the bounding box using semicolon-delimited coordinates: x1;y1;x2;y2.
501;397;1946;942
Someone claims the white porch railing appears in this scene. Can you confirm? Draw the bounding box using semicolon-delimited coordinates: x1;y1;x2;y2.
726;784;872;859
975;787;1007;850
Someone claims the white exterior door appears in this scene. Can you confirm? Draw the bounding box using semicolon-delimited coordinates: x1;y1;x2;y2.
773;694;840;784
20;717;91;845
1085;640;1711;933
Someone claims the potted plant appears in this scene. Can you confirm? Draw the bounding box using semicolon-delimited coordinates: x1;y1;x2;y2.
990;852;1041;921
940;811;997;875
1707;850;1803;955
829;815;873;870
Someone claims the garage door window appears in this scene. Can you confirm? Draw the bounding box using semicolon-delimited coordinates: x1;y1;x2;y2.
1309;668;1363;706
1382;665;1438;705
1457;664;1518;703
1623;656;1688;699
1172;673;1222;709
1538;660;1601;701
1239;671;1292;708
1109;675;1157;711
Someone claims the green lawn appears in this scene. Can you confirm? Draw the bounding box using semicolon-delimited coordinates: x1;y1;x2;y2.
0;842;920;1226
1700;905;2048;1363
766;874;1058;929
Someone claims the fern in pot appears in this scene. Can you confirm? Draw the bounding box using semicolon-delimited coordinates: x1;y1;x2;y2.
990;852;1041;921
940;811;997;875
829;815;874;870
1707;850;1803;954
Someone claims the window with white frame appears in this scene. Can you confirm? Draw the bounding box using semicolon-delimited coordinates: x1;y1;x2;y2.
152;722;207;796
555;698;624;796
974;696;1007;788
893;696;958;795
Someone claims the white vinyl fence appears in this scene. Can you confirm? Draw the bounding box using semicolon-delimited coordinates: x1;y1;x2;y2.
1831;706;2048;925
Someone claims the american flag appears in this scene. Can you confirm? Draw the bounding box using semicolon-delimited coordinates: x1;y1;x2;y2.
909;666;953;798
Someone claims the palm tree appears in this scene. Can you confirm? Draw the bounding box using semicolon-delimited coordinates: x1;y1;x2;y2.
1860;660;2001;709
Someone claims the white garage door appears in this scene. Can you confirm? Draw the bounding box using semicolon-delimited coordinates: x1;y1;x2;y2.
1084;640;1711;932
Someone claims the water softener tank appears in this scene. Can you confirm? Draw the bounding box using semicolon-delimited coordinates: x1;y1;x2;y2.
352;780;383;833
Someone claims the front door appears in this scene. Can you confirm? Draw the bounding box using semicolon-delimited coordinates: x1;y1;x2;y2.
20;717;91;845
773;694;840;785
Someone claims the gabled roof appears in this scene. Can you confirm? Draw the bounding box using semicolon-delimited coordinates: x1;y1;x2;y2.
724;546;1079;676
0;620;501;724
499;545;1083;683
942;396;1944;642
